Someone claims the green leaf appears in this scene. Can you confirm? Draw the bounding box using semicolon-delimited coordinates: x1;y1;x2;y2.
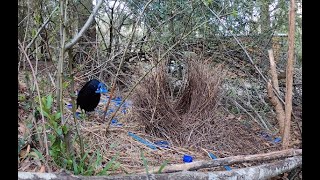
30;148;45;162
37;107;49;119
94;150;102;169
55;112;61;121
73;158;79;175
48;134;56;142
157;160;168;174
46;94;53;110
31;29;36;37
98;153;119;175
78;152;88;174
18;94;26;101
232;9;238;17
57;128;63;137
52;121;58;129
140;150;149;175
203;0;213;6
63;82;69;89
62;125;69;134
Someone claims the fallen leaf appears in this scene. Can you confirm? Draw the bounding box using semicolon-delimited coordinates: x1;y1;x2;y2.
39;165;45;173
18;122;26;135
26;144;30;154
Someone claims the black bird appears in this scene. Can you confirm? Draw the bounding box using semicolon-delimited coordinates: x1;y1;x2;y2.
76;79;107;113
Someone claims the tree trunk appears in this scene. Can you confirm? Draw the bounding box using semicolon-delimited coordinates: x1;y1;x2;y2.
282;0;296;150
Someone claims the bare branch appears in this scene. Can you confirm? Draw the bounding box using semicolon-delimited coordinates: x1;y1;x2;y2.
267;81;285;135
26;6;59;50
268;49;280;94
64;0;104;50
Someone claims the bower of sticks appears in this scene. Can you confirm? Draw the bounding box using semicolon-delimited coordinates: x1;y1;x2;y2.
73;57;293;175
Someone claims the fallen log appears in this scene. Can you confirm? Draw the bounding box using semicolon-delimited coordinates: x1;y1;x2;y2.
18;156;302;180
136;148;302;174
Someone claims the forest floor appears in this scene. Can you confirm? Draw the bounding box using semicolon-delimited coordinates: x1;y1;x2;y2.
18;56;302;179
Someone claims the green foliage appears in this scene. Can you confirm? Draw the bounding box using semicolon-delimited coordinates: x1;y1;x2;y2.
97;152;120;176
35;94;71;170
34;94;120;176
157;160;168;174
29;148;45;162
140;150;149;175
71;150;120;176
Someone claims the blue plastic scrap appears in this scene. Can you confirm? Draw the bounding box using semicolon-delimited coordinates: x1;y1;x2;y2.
75;112;81;119
183;155;193;163
208;152;232;171
259;132;282;144
112;96;122;106
128;132;157;150
111;119;123;127
273;137;281;143
107;108;114;115
154;140;170;148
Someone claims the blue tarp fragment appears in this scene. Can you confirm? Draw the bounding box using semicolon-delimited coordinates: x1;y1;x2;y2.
128;132;157;150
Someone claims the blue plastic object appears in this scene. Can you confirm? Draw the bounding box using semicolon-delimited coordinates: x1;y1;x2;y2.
67;104;72;109
107;108;114;115
111;119;123;126
128;132;157;150
154;140;170;148
183;155;193;163
274;137;281;143
208;152;232;171
259;132;282;144
112;96;122;106
75;112;81;119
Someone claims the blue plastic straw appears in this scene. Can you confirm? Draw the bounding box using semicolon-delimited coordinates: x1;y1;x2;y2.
208;152;232;171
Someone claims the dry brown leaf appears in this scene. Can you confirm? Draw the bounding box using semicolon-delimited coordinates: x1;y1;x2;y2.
26;144;30;154
39;165;45;173
20;149;28;159
18;122;27;135
19;144;31;160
